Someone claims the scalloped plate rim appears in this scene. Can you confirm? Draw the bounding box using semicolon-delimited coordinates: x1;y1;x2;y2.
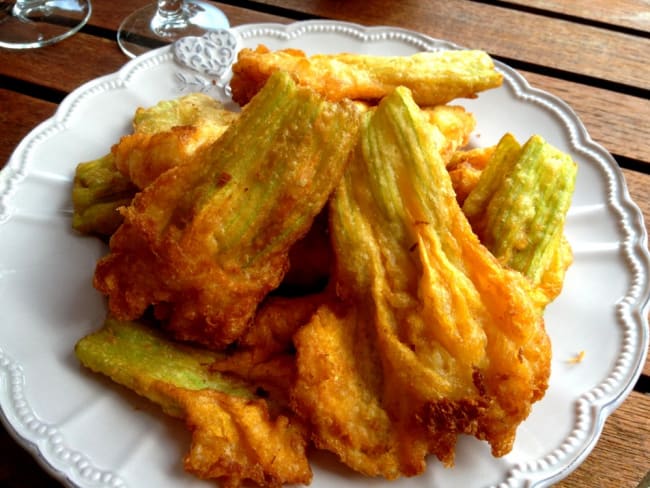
0;19;648;488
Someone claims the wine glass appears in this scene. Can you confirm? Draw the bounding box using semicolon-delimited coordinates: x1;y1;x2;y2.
0;0;92;49
117;0;229;59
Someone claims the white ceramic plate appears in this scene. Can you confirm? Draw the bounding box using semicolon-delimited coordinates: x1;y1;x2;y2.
0;20;648;488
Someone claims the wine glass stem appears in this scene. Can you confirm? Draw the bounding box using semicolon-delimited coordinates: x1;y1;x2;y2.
157;0;185;19
152;0;192;33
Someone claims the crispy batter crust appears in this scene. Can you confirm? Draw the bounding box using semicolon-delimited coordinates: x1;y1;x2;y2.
291;88;551;478
231;45;503;106
94;72;360;348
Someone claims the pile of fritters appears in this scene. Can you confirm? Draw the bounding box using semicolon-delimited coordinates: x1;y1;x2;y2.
72;46;576;487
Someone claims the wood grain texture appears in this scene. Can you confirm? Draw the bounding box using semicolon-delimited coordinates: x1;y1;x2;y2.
88;1;290;30
0;90;55;166
520;71;650;164
0;4;288;99
557;391;650;487
502;0;650;32
253;0;650;90
2;5;647;169
0;2;648;488
0;34;125;94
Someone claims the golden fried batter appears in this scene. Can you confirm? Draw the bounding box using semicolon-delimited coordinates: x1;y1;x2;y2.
94;72;360;349
423;105;476;162
113;119;235;190
231;45;503;106
74;45;574;487
176;388;311;488
112;93;238;189
209;293;327;402
463;133;577;308
447;145;495;205
291;87;551;479
72;93;237;237
75;317;311;488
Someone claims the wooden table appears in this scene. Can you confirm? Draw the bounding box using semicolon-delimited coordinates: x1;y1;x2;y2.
0;1;648;487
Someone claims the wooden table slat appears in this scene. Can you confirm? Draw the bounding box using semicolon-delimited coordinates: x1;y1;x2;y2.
520;70;650;164
0;3;288;97
556;391;650;487
0;2;648;488
86;1;289;32
2;4;648;169
0;35;126;95
503;0;650;33
252;0;650;91
0;89;56;165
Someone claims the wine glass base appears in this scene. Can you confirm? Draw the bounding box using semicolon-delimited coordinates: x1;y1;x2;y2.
0;0;91;49
117;0;230;59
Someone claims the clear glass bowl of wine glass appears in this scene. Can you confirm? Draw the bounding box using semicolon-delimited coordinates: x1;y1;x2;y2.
0;0;92;49
117;0;229;58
